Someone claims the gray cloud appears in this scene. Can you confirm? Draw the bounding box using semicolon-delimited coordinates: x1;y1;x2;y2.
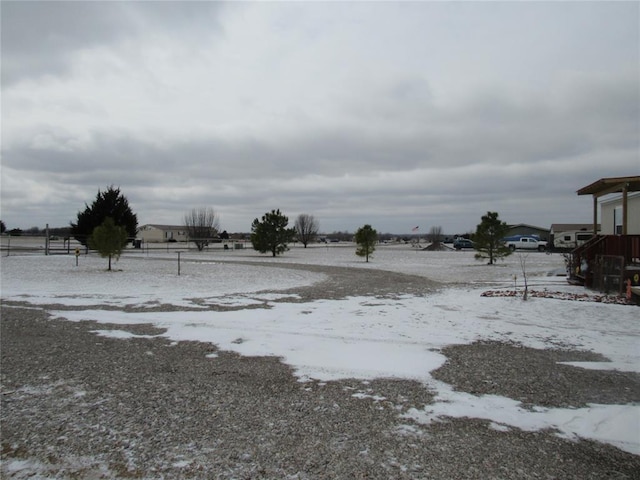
1;1;638;234
1;1;224;85
2;2;121;83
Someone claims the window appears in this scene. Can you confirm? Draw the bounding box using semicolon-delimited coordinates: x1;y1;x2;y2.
613;207;623;234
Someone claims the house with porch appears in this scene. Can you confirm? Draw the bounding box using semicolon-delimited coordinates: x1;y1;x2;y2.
600;192;640;235
569;176;640;301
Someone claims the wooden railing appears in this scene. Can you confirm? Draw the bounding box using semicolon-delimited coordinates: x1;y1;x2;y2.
569;235;640;290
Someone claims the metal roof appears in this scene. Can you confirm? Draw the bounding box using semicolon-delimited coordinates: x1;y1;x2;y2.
550;223;598;233
576;176;640;197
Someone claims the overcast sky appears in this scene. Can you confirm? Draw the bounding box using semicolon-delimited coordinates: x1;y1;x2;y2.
2;1;638;234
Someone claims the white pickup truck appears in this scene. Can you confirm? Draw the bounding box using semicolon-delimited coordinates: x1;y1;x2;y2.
504;236;548;252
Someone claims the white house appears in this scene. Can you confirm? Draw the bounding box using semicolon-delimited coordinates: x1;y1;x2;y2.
137;224;189;243
572;177;640;297
600;192;640;235
577;176;640;236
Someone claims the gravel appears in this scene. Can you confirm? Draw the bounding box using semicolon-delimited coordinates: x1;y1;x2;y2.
432;340;640;409
2;263;639;479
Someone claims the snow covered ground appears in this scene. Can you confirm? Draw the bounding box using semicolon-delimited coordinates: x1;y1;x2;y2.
1;244;638;455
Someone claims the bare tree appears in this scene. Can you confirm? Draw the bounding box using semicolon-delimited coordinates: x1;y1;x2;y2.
294;213;319;248
184;207;220;251
519;253;529;300
428;226;443;245
424;225;445;251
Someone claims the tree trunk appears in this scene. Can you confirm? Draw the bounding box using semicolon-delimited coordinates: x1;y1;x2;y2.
108;254;112;271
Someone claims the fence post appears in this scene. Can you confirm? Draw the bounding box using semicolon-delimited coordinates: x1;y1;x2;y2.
178;251;181;276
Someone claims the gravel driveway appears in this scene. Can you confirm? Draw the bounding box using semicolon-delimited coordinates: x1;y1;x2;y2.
2;263;639;479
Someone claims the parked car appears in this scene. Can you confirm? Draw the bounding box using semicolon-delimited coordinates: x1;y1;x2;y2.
504;236;548;252
454;238;474;250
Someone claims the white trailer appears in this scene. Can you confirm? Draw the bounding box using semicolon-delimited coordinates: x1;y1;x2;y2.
553;230;594;251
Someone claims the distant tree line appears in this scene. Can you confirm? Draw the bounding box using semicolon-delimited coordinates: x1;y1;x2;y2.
0;223;72;237
6;184;514;268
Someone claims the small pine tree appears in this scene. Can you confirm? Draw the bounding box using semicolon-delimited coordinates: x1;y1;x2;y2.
474;211;511;265
89;217;129;271
250;209;296;257
355;224;378;262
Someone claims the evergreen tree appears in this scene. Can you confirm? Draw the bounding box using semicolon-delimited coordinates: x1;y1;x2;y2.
250;209;296;257
355;224;378;262
89;217;128;271
71;186;137;247
473;211;511;265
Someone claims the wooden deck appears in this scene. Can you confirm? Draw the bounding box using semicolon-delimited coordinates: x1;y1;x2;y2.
568;235;640;296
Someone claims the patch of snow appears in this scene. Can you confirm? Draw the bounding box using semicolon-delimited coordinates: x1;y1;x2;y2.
90;329;160;340
2;247;638;454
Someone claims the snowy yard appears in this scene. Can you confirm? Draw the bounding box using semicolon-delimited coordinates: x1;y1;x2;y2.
1;244;639;456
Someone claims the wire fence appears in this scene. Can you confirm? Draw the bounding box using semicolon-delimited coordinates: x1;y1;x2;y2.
0;235;249;257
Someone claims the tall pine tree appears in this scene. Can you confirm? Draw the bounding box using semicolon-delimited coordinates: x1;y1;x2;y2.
71;186;137;247
250;209;296;257
355;224;378;262
473;211;511;265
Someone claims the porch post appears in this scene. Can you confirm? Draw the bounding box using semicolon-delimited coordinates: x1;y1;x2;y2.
592;196;598;235
622;184;628;235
